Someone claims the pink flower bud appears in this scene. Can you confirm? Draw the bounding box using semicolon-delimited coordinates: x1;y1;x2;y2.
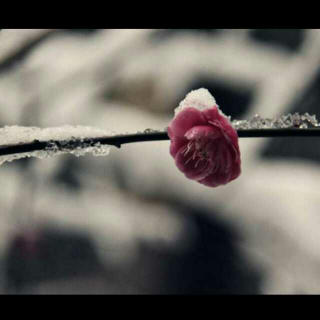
168;89;241;187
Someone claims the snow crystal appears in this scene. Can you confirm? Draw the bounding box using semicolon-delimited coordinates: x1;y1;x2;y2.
174;88;228;119
0;125;115;165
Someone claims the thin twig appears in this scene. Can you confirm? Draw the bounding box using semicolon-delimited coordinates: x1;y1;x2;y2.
1;128;320;157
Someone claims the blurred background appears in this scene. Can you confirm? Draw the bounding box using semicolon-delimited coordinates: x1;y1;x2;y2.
0;29;320;294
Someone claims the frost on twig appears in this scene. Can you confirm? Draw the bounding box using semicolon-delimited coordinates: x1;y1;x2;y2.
0;125;115;165
1;114;320;166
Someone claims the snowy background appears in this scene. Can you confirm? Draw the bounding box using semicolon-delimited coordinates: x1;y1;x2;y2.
0;29;320;294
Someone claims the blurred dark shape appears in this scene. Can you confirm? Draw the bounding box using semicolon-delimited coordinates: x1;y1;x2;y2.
0;31;56;74
112;160;130;191
53;157;82;191
63;29;99;35
250;29;306;52
7;157;33;171
0;29;99;74
150;29;221;41
3;204;262;294
131;204;262;294
262;67;320;163
5;227;103;294
105;76;158;111
178;77;253;119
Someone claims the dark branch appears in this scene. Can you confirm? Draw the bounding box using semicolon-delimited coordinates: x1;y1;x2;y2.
1;128;320;157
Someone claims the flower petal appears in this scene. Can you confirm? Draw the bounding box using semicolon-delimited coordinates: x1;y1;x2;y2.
202;106;221;123
230;159;241;181
198;167;233;187
203;107;239;146
184;125;222;141
168;133;188;158
168;107;207;138
174;145;212;181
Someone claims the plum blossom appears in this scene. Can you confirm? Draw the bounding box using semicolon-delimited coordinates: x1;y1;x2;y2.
168;89;241;187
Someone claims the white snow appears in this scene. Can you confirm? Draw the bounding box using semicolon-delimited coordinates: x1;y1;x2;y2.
174;88;228;119
0;125;114;165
